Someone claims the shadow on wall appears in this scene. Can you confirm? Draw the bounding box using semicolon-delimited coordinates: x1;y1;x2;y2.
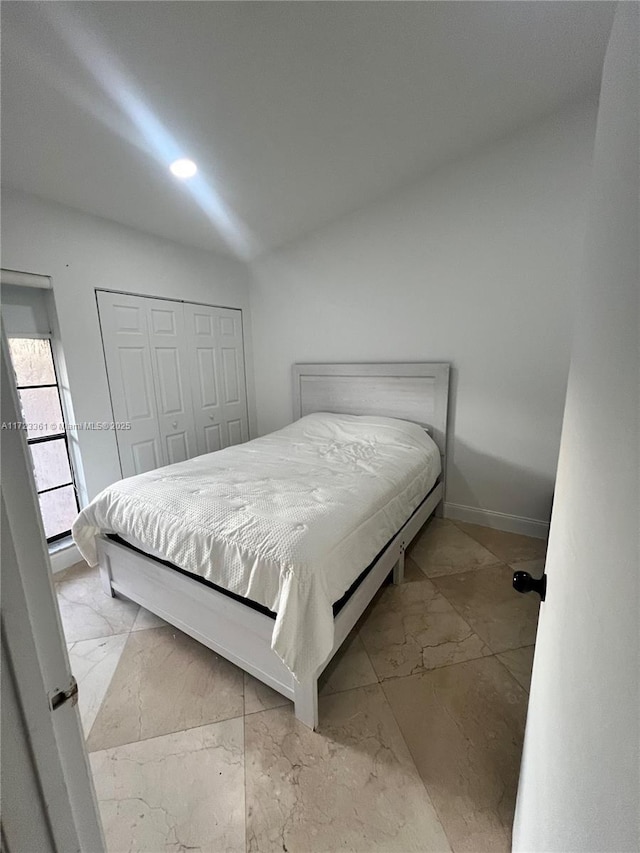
441;368;555;523
447;436;555;523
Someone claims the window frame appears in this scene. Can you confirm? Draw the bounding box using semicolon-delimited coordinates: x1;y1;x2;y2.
10;336;79;543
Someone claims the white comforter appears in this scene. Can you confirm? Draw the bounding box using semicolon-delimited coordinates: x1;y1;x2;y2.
72;413;441;680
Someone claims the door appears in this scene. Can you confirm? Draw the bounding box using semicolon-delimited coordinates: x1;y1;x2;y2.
185;303;249;453
97;291;163;477
216;307;249;447
1;330;105;853
513;7;639;851
146;298;198;465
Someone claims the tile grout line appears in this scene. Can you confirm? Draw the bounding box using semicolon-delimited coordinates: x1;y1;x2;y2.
242;668;249;853
380;653;529;852
355;632;380;691
415;533;542;659
67;633;130;743
372;647;493;684
449;518;508;562
82;618;137;747
384;561;539;679
67;628;132;645
408;535;508;583
495;641;536;654
425;562;522;659
450;519;547;566
86;703;247;754
406;535;537;688
429;572;501;657
492;651;532;695
58;567;139;745
243;711;249;853
86;712;249;757
426;559;506;582
379;678;456;853
433;570;541;659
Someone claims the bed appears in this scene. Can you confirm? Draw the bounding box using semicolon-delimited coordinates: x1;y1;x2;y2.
72;362;450;729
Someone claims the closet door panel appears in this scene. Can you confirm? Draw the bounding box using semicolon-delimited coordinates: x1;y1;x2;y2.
154;348;184;416
118;347;155;422
196;347;219;410
165;431;190;465
203;422;223;454
215;309;249;447
220;347;240;404
185;304;239;455
146;300;197;466
226;419;244;447
187;304;223;456
100;294;247;477
97;292;163;478
131;439;161;474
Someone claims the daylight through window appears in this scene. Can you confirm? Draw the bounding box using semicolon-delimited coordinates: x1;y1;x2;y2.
8;337;79;542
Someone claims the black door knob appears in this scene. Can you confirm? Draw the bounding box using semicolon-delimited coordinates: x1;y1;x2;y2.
513;570;547;601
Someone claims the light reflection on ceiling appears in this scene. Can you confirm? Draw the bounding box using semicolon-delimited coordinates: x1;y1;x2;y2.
36;4;256;258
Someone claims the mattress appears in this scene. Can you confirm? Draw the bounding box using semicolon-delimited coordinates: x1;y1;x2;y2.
108;519;410;619
72;412;441;679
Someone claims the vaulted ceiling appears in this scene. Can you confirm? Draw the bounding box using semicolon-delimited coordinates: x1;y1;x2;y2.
1;2;614;258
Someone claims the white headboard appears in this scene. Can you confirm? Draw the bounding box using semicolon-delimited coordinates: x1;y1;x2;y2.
292;362;450;482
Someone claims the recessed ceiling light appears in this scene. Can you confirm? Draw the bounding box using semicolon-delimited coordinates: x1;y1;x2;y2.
170;158;197;179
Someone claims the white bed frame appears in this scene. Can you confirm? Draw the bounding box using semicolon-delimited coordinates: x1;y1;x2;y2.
97;362;450;729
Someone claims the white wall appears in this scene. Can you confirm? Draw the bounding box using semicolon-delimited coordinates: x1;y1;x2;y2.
1;189;255;502
249;101;597;533
514;5;639;850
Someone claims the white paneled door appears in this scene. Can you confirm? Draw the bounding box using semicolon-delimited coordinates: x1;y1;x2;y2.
2;334;105;853
97;291;163;477
146;299;197;465
98;292;249;479
185;303;249;453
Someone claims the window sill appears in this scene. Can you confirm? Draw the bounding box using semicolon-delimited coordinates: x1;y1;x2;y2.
48;535;74;555
48;536;80;574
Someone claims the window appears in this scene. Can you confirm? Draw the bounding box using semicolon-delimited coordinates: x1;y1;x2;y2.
8;337;79;542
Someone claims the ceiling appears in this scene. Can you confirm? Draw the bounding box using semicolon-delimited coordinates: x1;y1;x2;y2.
1;2;614;259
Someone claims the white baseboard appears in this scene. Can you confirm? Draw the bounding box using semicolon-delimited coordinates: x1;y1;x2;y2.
443;502;549;540
49;539;81;574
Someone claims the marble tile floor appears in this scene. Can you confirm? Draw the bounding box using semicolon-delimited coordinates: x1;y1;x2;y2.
55;518;543;853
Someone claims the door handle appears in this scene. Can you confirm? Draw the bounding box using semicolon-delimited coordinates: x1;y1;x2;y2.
513;570;547;601
171;421;178;429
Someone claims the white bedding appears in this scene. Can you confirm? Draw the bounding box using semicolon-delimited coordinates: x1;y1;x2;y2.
72;412;441;680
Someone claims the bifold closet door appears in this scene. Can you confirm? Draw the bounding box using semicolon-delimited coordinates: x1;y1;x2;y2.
97;291;163;477
184;304;249;454
145;299;197;465
98;292;197;477
99;292;249;477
